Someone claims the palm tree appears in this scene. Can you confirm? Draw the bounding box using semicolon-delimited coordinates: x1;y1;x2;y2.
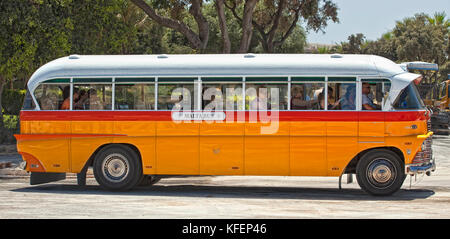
427;12;449;28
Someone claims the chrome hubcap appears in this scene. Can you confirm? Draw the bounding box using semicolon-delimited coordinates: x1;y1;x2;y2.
366;158;396;188
371;164;392;184
102;153;129;183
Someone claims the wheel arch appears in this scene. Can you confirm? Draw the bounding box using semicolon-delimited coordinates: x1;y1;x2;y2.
344;146;405;174
82;143;142;169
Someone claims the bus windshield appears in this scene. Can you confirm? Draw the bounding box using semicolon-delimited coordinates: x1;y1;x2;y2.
393;83;425;110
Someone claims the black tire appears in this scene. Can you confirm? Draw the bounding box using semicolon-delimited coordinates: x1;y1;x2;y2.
93;145;142;191
139;175;161;186
356;149;405;196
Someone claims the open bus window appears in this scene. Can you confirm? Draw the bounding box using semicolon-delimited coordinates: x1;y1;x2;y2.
73;84;112;110
290;83;323;110
393;83;425;110
361;80;385;111
34;84;68;110
202;83;243;111
245;83;288;110
115;84;155;110
326;83;356;110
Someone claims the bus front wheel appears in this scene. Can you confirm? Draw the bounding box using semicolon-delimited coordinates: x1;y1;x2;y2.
356;149;405;196
93;145;142;191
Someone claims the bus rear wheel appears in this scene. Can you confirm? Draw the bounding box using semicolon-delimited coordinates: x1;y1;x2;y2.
93;145;142;191
356;149;405;196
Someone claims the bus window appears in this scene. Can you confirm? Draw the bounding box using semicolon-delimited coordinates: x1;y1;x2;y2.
361;80;386;111
157;83;195;110
327;82;356;110
22;87;36;110
245;83;288;110
393;83;425;110
115;83;155;110
290;83;323;110
202;83;243;111
34;84;69;110
73;84;112;110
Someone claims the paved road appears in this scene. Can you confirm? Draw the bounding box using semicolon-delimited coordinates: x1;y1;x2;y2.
0;135;449;219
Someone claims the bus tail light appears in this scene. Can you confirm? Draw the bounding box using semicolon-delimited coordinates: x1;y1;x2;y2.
19;152;45;172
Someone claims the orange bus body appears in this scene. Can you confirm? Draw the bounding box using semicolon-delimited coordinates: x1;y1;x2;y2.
16;110;429;177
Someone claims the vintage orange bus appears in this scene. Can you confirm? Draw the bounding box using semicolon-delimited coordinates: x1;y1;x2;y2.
16;54;435;196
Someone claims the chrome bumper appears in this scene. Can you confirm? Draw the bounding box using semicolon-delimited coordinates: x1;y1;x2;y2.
405;158;436;176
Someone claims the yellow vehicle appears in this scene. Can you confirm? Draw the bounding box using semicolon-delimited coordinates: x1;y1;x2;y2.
16;54;435;196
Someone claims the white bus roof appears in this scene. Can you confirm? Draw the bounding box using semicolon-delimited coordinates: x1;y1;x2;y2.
28;54;407;89
28;54;421;110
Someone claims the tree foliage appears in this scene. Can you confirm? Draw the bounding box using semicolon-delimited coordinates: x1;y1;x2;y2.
334;13;449;85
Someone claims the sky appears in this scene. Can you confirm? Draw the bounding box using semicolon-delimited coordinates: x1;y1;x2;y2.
306;0;450;45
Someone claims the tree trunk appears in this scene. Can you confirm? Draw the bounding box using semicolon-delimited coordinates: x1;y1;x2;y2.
0;78;5;129
131;0;208;50
190;0;209;50
215;0;231;53
237;0;258;53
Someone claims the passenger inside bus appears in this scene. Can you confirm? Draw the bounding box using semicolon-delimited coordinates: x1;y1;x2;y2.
319;87;339;110
291;86;318;110
74;90;88;110
40;92;59;110
340;85;356;110
362;83;381;110
88;89;103;110
60;86;79;110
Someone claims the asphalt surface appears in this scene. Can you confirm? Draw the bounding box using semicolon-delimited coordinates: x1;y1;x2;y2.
0;135;449;219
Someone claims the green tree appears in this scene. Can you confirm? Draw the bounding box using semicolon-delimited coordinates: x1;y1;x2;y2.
0;0;71;141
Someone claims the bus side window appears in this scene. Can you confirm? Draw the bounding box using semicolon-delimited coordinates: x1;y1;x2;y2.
202;83;244;111
245;83;288;110
34;84;69;110
22;87;36;110
361;80;386;111
290;82;323;110
115;83;155;110
157;83;195;110
327;82;356;111
73;84;112;110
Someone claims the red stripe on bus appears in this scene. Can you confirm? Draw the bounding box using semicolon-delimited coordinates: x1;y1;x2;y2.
14;134;127;141
19;110;428;122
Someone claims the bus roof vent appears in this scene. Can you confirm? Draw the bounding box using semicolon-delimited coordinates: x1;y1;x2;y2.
68;54;81;60
157;54;169;59
244;53;256;58
330;54;343;59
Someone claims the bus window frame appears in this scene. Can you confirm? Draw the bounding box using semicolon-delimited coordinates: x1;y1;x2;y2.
360;78;391;111
33;82;70;111
200;80;244;111
29;75;398;112
71;78;114;111
289;80;325;111
325;76;358;111
156;77;198;111
114;82;156;111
